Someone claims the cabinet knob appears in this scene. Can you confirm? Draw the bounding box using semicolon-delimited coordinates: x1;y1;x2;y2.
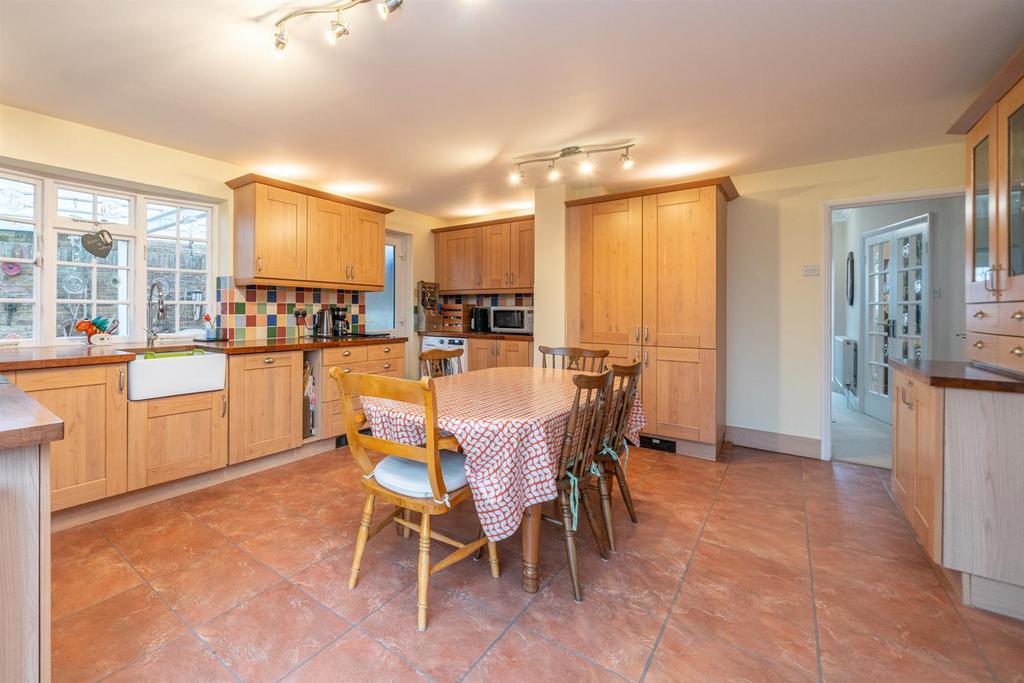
263;357;275;364
973;310;986;318
1011;347;1024;358
342;350;351;357
1013;311;1024;321
383;363;391;369
974;341;985;349
343;367;352;373
382;347;391;353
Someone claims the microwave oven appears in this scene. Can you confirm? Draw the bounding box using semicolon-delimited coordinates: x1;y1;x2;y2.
489;306;533;334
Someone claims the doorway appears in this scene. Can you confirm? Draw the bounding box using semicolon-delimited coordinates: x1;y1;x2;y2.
828;194;964;469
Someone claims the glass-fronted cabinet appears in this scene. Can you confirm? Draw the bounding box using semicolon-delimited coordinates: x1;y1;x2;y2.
998;80;1024;300
966;109;998;303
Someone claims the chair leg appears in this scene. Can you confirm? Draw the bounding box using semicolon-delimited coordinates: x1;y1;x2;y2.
417;512;432;632
597;467;615;552
559;489;582;602
582;486;610;561
487;540;500;578
613;459;638;524
401;508;413;538
349;493;375;589
473;526;484;561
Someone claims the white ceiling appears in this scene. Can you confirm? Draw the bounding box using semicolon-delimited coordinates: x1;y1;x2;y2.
1;1;1022;220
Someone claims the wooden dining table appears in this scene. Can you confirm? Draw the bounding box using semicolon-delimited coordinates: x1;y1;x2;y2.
359;366;645;593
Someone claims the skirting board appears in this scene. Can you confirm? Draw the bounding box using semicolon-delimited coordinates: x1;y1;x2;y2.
962;573;1024;621
724;426;822;459
51;438;337;531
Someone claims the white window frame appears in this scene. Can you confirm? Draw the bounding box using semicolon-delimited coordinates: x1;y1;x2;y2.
364;232;409;336
0;166;218;346
0;170;43;346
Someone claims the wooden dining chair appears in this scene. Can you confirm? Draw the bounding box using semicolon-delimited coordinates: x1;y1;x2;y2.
538;346;608;372
594;360;642;551
418;348;464;378
330;369;498;631
542;369;614;602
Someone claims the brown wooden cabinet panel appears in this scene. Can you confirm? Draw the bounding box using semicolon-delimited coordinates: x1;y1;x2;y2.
510;220;534;289
579;198;643;345
437;228;481;292
349;207;385;288
306;197;349;284
14;364;128;511
479;222;511;290
641;347;715;444
254;184;308;280
228;351;303;464
642;188;717;349
966;110;999;304
996;77;1024;302
128;390;227;490
467;338;496;371
497;340;532;368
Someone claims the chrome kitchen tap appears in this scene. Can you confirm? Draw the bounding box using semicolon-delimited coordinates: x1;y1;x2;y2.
143;282;166;346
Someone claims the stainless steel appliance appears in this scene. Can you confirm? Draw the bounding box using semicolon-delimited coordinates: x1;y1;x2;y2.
331;306;350;337
489;306;533;334
311;308;333;338
470;306;490;333
421;336;467;374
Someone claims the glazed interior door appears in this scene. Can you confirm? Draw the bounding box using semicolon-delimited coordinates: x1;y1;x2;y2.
862;218;929;424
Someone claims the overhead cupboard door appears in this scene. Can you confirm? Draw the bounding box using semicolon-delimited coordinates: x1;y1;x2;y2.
254;184;307;280
579;197;643;345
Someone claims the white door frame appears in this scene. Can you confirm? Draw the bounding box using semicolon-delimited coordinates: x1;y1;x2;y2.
819;187;962;460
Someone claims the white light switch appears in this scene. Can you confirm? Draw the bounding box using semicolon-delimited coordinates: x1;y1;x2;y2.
802;265;820;277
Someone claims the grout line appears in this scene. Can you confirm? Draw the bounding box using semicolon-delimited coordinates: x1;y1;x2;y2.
637;454;732;682
799;461;826;683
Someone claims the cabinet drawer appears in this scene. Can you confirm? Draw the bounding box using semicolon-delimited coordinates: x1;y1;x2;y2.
966;333;998;364
997;335;1024;373
323;346;368;365
323;359;403;401
966;303;999;333
323;400;345;438
241;351;300;370
997;302;1024;336
367;343;404;360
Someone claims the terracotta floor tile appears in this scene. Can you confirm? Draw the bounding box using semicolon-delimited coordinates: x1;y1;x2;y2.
302;492;376;534
234;467;315;497
51;541;143;621
646;619;816;683
427;548;532;621
150;545;280;627
962;606;1024;683
102;511;232;580
283;628;428;682
196;581;348;683
465;623;619;682
700;496;809;570
103;634;234;682
239;515;350;577
264;477;359;519
807;511;927;565
178;481;258;517
52;585;187;683
51;523;110;564
192;494;308;543
360;582;511;681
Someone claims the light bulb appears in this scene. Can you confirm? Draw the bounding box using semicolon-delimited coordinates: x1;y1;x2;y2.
621;152;635;170
327;17;349;42
509;168;524;185
377;0;403;19
273;29;288;52
579;156;594;175
547;163;561;182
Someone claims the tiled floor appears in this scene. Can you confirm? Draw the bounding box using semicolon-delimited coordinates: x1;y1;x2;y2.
52;446;1024;682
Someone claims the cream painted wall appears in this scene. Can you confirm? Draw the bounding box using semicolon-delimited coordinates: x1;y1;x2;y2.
727;143;964;442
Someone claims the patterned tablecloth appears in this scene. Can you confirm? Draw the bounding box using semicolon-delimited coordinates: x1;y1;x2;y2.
359;366;646;541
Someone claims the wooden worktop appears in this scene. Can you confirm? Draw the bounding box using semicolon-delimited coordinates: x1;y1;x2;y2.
0;337;408;372
890;359;1024;394
417;331;534;342
0;379;64;449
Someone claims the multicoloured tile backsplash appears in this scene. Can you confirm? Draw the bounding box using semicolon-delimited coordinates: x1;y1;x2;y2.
215;276;364;341
439;293;534;307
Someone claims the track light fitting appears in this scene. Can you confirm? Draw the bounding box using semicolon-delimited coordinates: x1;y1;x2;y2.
508;143;636;184
273;0;403;52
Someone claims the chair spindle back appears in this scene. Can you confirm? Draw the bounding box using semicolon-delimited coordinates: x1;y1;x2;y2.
538;346;609;372
557;369;614;481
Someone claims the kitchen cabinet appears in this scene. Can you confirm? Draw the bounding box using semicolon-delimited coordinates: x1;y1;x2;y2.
320;342;405;438
890;367;944;563
127;390;228;490
570;178;733;457
434;217;535;293
965;109;998;304
228;351;303;464
13;364;128;511
228;174;391;290
467;338;532;370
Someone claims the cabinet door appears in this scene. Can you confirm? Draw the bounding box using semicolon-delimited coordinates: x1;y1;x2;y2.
467;338;495;371
510;219;534;289
306;197;349;284
480;223;511;290
438;228;481;291
349;207;386;288
498;340;532;367
254;184;307;280
579;198;643;344
641;347;715;443
643;187;716;348
966;110;999;303
890;369;916;513
128;390;227;490
911;380;944;561
228;352;303;464
14;364;128;511
996;79;1024;301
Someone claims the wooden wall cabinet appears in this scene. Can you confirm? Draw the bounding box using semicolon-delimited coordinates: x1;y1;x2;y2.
128;390;228;490
13;364;128;511
466;338;532;370
570;178;733;457
434;217;534;293
228;351;303;464
228;174;390;290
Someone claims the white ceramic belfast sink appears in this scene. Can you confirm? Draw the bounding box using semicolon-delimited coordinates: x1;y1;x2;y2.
127;349;226;401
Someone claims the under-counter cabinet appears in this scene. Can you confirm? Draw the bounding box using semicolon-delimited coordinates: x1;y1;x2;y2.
320;342;405;438
128;390;228;490
228;174;390;290
228;351;303;464
12;364;128;511
434;217;535;293
467;338;532;370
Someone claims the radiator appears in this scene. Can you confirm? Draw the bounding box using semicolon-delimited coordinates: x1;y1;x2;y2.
833;336;857;394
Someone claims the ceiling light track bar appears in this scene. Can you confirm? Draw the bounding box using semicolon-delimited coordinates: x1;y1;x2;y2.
274;0;369;31
509;142;636;184
512;143;634;168
272;0;403;51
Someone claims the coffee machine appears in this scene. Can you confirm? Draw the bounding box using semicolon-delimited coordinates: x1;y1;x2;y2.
331;306;350;337
417;281;442;332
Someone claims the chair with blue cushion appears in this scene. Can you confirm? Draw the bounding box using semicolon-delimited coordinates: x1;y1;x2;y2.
329;370;498;632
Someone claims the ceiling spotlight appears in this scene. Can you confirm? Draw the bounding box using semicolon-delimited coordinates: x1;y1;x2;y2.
509;166;524;185
547;162;561;182
579;154;594;175
621;151;635;170
327;12;349;42
377;0;403;19
274;29;288;52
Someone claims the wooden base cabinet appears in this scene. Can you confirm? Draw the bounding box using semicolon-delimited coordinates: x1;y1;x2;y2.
642;348;719;445
13;364;128;512
228;352;303;464
320;343;405;439
128;390;228;490
467;338;532;370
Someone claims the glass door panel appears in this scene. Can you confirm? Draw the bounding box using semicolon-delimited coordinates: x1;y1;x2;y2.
1007;105;1024;277
997;81;1024;300
967;110;998;303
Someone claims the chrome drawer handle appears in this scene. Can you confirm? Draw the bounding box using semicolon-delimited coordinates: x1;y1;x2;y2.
342;350;351;356
1013;311;1024;321
974;341;985;349
383;363;391;369
382;347;391;353
263;358;275;364
343;367;352;373
1011;347;1024;358
973;310;986;318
